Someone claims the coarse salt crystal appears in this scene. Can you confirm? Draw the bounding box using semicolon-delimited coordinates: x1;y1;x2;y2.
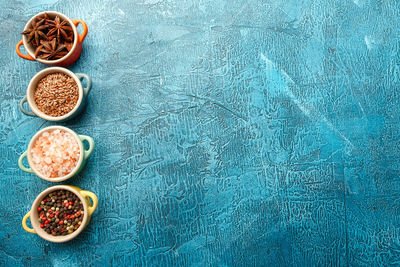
30;129;80;178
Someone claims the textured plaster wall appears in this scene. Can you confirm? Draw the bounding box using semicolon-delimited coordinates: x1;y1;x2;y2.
2;0;400;266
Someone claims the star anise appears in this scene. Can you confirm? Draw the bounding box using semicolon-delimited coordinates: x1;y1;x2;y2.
63;41;73;52
22;14;74;60
21;18;49;46
47;15;73;41
38;39;68;60
34;40;45;58
36;13;51;26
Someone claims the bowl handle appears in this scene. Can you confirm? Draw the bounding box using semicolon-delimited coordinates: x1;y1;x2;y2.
80;190;98;216
79;135;95;159
20;96;36;116
71;19;88;43
18;151;34;173
75;73;92;96
22;211;36;233
16;40;35;61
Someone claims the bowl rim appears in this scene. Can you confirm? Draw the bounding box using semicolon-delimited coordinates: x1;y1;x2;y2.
27;125;84;182
29;185;89;243
22;11;78;64
25;67;83;121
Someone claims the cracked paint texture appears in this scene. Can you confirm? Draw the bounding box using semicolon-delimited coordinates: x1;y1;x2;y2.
1;0;400;266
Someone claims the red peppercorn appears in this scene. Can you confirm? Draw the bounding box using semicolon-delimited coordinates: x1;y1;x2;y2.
64;203;69;207
59;221;64;225
76;211;81;216
55;212;59;217
49;214;54;218
40;212;45;217
45;220;49;225
63;214;67;218
43;199;47;203
48;209;53;214
69;201;73;205
37;207;42;211
70;215;75;219
40;224;44;228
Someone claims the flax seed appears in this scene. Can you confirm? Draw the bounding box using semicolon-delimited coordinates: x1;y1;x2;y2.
34;72;79;117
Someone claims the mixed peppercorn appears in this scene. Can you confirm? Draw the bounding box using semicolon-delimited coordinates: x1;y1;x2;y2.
37;189;84;236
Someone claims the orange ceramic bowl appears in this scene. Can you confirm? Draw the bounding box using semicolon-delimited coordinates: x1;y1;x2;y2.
16;11;88;67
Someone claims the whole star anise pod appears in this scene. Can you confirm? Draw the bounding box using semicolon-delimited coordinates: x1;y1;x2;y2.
47;15;73;41
36;12;51;26
38;39;68;60
21;18;49;46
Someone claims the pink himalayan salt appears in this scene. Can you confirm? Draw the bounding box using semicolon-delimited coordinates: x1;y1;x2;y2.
30;129;80;178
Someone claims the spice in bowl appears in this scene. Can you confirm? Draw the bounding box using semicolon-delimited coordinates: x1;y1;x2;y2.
34;72;79;117
22;13;74;60
30;129;80;178
37;189;84;236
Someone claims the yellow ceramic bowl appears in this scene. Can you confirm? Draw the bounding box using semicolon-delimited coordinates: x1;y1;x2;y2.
22;185;98;243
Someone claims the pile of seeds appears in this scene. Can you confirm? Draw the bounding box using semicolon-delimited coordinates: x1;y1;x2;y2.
30;129;80;178
34;72;78;117
37;189;84;236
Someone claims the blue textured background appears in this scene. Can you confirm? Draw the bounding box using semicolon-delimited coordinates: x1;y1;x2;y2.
1;0;400;266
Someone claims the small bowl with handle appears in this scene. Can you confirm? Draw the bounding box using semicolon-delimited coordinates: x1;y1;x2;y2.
22;185;98;243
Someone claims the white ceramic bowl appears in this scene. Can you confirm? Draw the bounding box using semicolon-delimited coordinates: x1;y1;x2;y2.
20;67;91;121
16;11;88;67
22;185;98;243
18;125;94;182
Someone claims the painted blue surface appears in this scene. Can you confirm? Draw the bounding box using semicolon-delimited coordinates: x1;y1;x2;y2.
1;0;400;266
